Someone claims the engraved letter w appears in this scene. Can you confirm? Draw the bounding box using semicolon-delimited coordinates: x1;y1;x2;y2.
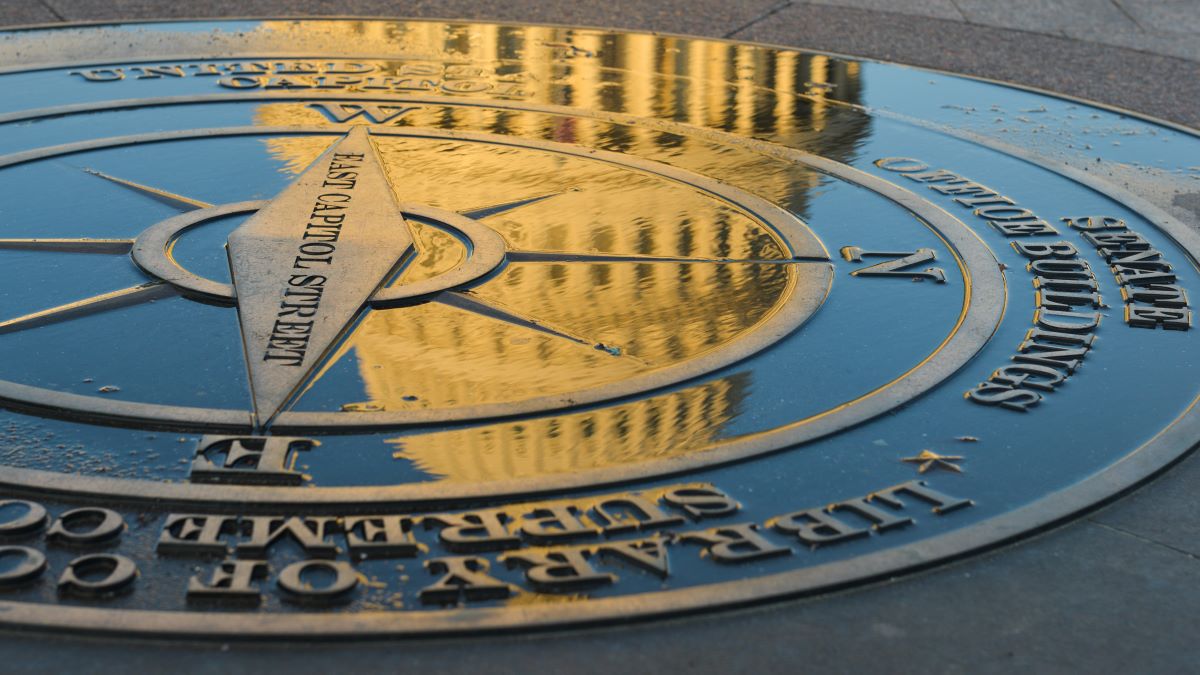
308;102;419;124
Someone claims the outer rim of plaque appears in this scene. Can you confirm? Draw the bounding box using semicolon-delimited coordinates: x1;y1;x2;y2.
0;116;1002;508
0;415;1194;639
0;19;1193;638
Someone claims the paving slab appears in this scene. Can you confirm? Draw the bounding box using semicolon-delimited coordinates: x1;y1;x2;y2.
787;0;1200;62
0;0;57;25
1063;24;1200;60
1089;449;1200;560
952;0;1138;35
1116;0;1200;34
737;3;1200;127
792;0;965;21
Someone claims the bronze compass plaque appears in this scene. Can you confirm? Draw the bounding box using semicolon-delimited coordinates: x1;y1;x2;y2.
0;18;1196;638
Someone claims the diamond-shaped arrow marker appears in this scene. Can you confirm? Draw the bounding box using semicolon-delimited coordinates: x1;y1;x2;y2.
227;126;414;428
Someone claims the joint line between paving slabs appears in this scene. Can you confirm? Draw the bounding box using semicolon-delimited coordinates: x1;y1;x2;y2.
724;0;794;39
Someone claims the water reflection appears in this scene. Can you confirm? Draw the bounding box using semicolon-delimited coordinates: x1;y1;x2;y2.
391;374;753;483
247;23;869;481
256;128;801;404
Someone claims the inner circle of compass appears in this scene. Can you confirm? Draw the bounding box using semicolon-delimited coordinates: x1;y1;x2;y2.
131;200;509;306
0;125;841;433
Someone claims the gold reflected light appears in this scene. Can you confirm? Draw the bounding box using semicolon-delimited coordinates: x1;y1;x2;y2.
247;30;866;482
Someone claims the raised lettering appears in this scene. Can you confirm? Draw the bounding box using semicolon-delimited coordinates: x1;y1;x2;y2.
419;556;513;604
188;559;268;604
677;523;790;563
190;435;315;485
840;247;947;283
502;549;616;592
58;554;137;598
277;560;358;604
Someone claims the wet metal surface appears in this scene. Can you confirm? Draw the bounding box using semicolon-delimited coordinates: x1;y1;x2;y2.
0;19;1194;638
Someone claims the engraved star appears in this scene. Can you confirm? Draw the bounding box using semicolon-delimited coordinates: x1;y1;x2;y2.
901;450;964;474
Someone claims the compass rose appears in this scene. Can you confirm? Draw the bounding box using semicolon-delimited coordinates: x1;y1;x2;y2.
0;126;830;432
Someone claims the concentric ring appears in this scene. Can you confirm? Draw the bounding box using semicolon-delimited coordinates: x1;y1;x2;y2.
0;17;1196;642
131;199;510;306
0;117;1000;505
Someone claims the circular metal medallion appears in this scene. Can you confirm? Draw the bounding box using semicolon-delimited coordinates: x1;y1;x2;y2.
0;18;1196;638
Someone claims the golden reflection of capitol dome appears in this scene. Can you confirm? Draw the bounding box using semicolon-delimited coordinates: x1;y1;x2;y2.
250;23;867;482
391;374;753;483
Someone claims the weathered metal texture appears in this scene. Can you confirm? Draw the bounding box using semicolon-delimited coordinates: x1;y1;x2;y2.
0;19;1192;639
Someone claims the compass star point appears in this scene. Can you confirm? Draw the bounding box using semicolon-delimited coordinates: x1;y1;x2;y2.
900;449;965;474
226;127;414;428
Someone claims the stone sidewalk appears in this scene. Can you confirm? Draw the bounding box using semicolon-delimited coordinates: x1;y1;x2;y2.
10;0;1200;59
791;0;1200;61
11;0;1200;61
